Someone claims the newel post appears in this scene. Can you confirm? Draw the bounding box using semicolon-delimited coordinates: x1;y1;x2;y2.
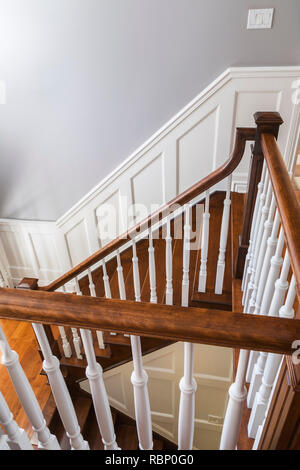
235;112;284;278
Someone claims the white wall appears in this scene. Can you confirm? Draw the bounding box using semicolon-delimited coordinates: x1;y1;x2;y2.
0;67;299;286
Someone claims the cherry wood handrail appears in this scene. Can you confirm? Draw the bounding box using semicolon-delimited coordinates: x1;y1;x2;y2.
41;127;256;292
0;287;298;355
261;133;300;301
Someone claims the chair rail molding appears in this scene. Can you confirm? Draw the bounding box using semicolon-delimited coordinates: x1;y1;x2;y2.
0;66;299;286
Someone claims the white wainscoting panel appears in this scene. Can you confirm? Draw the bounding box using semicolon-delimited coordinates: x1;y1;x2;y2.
0;67;299;287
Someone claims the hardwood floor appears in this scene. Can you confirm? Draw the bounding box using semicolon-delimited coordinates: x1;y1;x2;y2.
0;319;51;442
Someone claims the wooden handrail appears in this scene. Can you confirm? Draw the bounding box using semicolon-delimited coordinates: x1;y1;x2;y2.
41;127;256;292
0;288;298;355
261;133;300;300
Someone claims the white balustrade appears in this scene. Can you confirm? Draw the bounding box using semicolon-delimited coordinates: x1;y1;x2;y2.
117;251;126;300
182;206;191;307
246;227;284;383
242;165;266;293
244;179;272;312
132;240;141;302
198;191;210;292
178;207;196;450
219;349;249;449
88;269;104;349
242;171;269;306
247;248;290;406
247;264;295;439
58;326;72;358
32;323;89;450
178;342;197;450
215;176;232;294
130;336;153;450
0;325;60;450
0;390;33;449
102;259;112;299
62;285;83;359
73;282;119;450
248;195;276;313
79;329;119;450
165;216;173;305
0;430;10;450
148;230;157;303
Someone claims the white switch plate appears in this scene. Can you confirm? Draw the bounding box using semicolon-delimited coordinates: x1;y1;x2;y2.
247;8;274;29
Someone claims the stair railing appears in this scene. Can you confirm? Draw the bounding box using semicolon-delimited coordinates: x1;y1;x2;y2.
28;124;253;450
220;112;300;450
0;113;298;450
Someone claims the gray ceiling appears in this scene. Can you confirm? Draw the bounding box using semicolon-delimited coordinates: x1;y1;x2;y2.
0;0;299;221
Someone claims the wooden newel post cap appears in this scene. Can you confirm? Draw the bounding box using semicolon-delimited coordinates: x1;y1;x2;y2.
253;112;284;156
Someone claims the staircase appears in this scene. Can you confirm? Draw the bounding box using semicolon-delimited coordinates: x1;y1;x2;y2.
0;111;299;451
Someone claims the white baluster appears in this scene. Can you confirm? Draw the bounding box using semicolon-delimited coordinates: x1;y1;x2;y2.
88;269;105;350
198;191;210;292
148;230;157;303
0;325;60;450
117;251;126;300
71;328;83;360
219;349;249;449
252;357;283;450
215;176;232;294
118;245;153;449
248;352;283;439
0;390;33;449
79;329;119;450
130;336;153;450
73;283;119;450
87;269;96;297
0;431;10;450
32;323;89;450
246;227;284;382
242;165;266;293
247;247;290;405
248;195;276;313
62;285;83;359
178;342;197;450
247;258;293;438
242;171;269;306
165;216;173;305
102;260;112;299
132;240;141;302
178;207;196;450
58;326;72;358
245;179;272;312
182;205;191;307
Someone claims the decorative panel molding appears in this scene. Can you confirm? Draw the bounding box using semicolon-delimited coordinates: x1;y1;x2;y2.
0;67;299;286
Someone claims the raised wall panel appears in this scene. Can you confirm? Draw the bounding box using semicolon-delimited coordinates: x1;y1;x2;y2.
194;344;233;379
29;232;61;274
177;108;218;194
0;230;31;270
65;219;90;267
104;372;128;413
131;154;164;220
95;190;121;245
